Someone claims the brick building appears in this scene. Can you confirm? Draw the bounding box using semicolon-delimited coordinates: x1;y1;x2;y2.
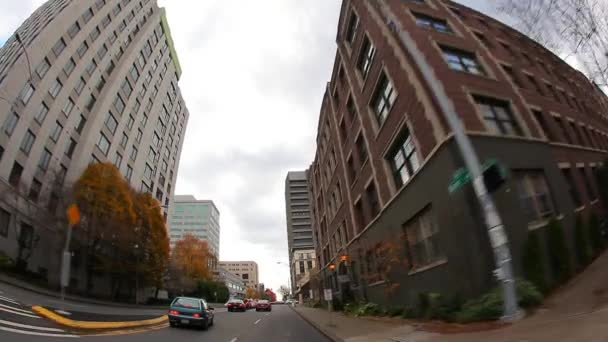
308;0;608;308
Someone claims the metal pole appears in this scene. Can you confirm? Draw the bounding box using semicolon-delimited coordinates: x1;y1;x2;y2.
60;224;73;303
376;1;520;320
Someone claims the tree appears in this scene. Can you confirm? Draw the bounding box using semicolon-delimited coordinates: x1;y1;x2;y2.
169;234;212;293
498;0;608;90
245;287;259;299
195;280;229;303
278;285;290;301
265;289;277;302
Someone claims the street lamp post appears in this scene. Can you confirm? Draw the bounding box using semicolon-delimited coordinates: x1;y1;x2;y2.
276;261;292;299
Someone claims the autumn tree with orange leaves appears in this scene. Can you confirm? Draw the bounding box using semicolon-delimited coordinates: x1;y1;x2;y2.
169;234;213;294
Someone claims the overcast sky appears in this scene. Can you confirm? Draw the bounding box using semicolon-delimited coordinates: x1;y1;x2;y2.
0;0;555;292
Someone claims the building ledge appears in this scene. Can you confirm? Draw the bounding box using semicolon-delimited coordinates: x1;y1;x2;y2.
408;258;447;276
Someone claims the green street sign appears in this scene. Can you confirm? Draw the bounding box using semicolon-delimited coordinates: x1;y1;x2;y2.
448;158;505;194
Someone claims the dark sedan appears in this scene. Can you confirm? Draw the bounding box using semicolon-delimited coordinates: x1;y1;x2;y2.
168;297;214;330
226;299;247;312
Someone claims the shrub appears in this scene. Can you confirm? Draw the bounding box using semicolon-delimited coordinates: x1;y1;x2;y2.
589;213;603;254
516;279;543;308
387;306;404;317
547;219;571;283
417;292;430;317
401;306;416;319
522;230;547;292
574;214;590;267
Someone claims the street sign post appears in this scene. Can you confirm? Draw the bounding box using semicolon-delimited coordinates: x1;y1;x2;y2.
61;204;80;304
448;159;506;194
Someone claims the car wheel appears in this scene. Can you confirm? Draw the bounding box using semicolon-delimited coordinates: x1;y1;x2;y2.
200;320;209;331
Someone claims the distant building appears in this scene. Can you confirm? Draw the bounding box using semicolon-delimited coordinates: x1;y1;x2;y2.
219;261;258;288
217;267;245;300
291;249;315;298
168;195;220;261
284;170;314;293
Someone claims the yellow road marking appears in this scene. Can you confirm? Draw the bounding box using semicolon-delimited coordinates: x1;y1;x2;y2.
31;306;168;330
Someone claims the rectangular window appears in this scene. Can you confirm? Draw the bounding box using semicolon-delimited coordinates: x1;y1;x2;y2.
50;121;62;142
121;133;129;148
414;12;452;33
34;103;49;124
347;155;356;183
442;46;484;75
526;74;543;94
114;152;122;168
404;207;442;268
580;167;597;201
28;179;42;202
0;208;9;237
569;121;583;146
126;165;133;180
52;38;66;57
130;145;137;160
531;110;555;141
97;44;108;60
65;138;76;158
474;32;492;48
85;59;96;75
9;162;23;186
97;133;111;155
153;132;161;148
77;41;89;58
19;82;35;104
20;130;36;155
147;147;156;163
121;79;132;97
109;31;118;44
3;112;19;136
82;8;94;23
38;148;52;171
129;64;140;81
62;98;74;117
95;0;106;9
356;36;375;79
101;14;111;28
95;75;106;92
36;58;50;78
105;113;118;134
354;200;364;232
74;77;86;95
90;27;101;41
144;163;153;180
474;96;522;136
514;170;555;224
106;61;115;74
127;115;134;130
113;96;125;114
345;10;359;45
388;128;420;188
502;65;523;88
75;114;86;133
68;22;80;38
355;135;367;165
49;78;62;98
366;182;380;218
85;94;97;111
553;116;571;144
370;73;396;125
562;168;582;208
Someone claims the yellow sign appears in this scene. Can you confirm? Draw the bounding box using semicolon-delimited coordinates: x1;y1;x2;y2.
66;204;80;225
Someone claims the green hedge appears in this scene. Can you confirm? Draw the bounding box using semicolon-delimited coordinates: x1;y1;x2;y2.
547;219;571;283
589;213;603;254
523;230;547;292
574;214;590;267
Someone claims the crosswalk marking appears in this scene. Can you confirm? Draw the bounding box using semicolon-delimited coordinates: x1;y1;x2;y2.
0;306;40;318
0;319;65;332
0;326;79;338
0;303;33;314
0;295;19;305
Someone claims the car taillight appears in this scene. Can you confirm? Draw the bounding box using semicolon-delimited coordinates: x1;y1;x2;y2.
193;313;201;318
168;310;179;315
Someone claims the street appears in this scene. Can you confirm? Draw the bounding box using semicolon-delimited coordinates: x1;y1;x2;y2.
0;283;330;342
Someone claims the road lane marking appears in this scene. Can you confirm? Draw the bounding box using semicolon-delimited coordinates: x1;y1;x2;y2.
0;306;40;318
0;326;79;338
0;295;19;304
254;319;261;325
0;319;65;332
0;303;33;314
265;313;270;316
229;338;238;342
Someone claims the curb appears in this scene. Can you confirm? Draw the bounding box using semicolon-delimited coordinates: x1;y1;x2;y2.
32;305;168;329
290;306;346;342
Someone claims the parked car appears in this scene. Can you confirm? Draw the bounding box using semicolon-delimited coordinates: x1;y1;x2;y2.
226;299;246;312
256;299;272;312
168;297;214;330
244;299;254;309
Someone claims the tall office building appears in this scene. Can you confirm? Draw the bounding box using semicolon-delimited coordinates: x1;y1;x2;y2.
308;0;608;310
0;0;188;284
284;171;314;294
218;261;259;288
168;195;220;259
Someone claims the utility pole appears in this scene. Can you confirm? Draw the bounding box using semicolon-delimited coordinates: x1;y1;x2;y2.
376;1;520;320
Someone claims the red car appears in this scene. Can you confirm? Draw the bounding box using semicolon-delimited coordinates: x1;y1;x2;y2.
226;299;246;312
256;299;271;312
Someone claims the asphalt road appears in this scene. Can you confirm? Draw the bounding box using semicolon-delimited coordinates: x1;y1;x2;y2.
0;282;331;341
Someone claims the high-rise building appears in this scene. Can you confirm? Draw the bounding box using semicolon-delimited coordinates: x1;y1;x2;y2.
219;261;259;288
0;0;188;285
168;195;220;259
309;0;608;310
284;170;315;294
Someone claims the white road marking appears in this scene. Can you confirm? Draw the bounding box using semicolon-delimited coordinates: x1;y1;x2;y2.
0;303;33;314
0;326;79;338
0;295;19;305
265;313;270;316
0;306;40;318
229;338;238;342
0;319;65;332
254;319;261;325
55;310;72;315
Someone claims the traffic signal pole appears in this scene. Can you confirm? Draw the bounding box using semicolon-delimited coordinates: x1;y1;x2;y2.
376;1;521;320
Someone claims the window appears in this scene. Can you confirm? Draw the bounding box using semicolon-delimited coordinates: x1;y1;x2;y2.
345;10;359;45
388;128;420;188
50;121;62;142
85;94;97;111
442;47;484;75
82;8;94;23
106;61;115;74
500;42;516;57
0;209;9;237
580;167;597;200
114;152;123;168
370;73;396;125
9;162;23;186
347;155;356;183
3;112;19;136
19;83;35;104
38;149;52;171
569;122;583;146
562;168;582;207
34;103;49;124
29;179;42;202
109;31;118;44
74;77;86;95
95;0;106;9
90;27;101;41
553;117;572;144
129;64;140;81
153;132;161;148
62;98;74;116
49;78;62;98
121;79;132;97
97;133;111;155
366;182;380;218
68;22;80;38
138;51;146;68
134;99;141;114
36;58;50;78
76;42;89;59
113;96;125;114
545;83;560;102
52;38;66;57
531;110;555;141
97;44;108;60
105;113;118;134
113;4;121;16
147;147;156;162
514;170;555;224
101;14;111;28
474;32;491;48
414;12;452;33
121;133;129;148
474;96;522;136
20;130;36;155
85;59;96;75
95;75;106;92
404;207;442;268
126;165;133;180
65;138;77;158
526;74;543;94
75;114;87;133
356;36;375;79
502;65;523;88
119;19;127;32
130;145;138;160
355;135;367;165
144;163;153;180
127;115;135;130
136;129;143;143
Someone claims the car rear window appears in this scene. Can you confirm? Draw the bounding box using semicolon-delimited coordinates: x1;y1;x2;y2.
172;298;201;309
230;300;243;303
258;300;269;303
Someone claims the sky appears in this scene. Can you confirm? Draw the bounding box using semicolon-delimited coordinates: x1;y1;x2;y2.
0;0;587;292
